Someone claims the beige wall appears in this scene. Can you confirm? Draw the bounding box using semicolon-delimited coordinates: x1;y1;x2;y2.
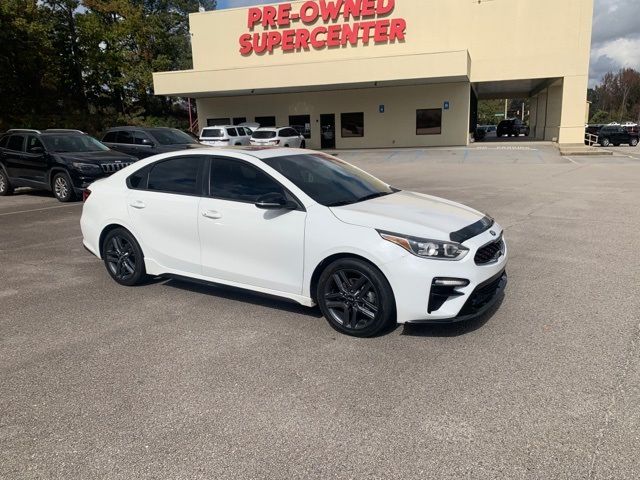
153;0;594;146
197;82;471;149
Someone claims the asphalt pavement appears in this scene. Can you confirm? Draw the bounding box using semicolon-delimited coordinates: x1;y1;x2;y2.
1;144;639;479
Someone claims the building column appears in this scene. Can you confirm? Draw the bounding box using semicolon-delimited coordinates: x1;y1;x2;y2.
558;75;589;145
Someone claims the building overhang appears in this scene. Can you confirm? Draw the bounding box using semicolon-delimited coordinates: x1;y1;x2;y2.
153;50;470;98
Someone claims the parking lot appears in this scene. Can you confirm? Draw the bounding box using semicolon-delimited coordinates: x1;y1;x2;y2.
1;143;639;479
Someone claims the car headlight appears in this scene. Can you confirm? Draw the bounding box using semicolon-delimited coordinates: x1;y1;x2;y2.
72;162;102;174
378;230;469;261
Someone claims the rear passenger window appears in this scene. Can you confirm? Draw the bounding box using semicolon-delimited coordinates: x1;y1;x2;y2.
147;157;203;195
227;128;238;137
0;136;9;148
127;166;151;190
103;131;117;143
117;131;134;144
7;135;25;151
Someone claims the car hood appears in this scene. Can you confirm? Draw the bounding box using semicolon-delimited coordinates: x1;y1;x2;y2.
56;150;136;163
330;191;487;241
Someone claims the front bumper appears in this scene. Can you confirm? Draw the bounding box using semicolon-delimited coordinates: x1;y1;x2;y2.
380;225;508;324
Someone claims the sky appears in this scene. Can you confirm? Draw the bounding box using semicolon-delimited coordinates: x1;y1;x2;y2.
216;0;640;88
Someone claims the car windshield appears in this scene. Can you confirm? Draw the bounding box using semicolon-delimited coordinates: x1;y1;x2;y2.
261;153;397;207
201;128;224;138
41;134;109;153
148;128;199;145
252;131;277;139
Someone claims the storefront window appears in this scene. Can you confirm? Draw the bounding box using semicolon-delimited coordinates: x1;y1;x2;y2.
289;115;311;139
416;109;442;135
233;117;247;125
207;118;230;126
255;116;276;127
341;112;364;138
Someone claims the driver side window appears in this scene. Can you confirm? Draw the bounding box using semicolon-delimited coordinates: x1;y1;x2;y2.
210;157;285;203
26;135;44;154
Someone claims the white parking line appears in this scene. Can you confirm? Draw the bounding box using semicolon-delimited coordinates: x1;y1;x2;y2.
564;156;581;165
0;203;81;217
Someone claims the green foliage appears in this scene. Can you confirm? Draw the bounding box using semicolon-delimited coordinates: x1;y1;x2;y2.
0;0;204;134
589;68;640;124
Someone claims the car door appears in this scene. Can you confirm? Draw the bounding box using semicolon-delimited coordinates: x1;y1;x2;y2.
126;155;205;275
198;156;307;294
23;135;48;183
3;135;27;179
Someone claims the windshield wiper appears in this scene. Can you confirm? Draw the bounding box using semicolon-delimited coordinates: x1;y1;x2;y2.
327;191;395;208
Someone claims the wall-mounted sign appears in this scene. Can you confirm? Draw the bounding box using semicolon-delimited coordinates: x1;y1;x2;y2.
444;101;450;110
239;0;407;55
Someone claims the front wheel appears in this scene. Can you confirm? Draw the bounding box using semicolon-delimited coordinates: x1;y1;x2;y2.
601;138;610;147
0;169;13;196
102;228;148;286
52;172;76;202
630;138;638;147
317;258;395;337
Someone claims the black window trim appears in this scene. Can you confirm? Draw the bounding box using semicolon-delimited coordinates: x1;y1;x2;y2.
126;155;208;198
206;156;305;211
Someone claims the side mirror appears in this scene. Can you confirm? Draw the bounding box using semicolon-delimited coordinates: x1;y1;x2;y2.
29;147;44;154
255;192;297;210
141;139;154;146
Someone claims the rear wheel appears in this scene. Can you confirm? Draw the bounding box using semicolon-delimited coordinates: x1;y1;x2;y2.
0;169;13;196
102;228;148;286
630;138;638;147
52;172;75;202
601;138;611;147
317;258;395;337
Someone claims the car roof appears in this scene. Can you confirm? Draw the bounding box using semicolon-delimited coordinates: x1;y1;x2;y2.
106;126;177;131
202;125;237;129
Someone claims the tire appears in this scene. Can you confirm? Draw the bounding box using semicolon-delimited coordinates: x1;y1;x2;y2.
630;138;638;147
102;228;148;286
300;141;306;149
0;168;13;196
52;172;75;202
601;138;610;147
317;258;395;338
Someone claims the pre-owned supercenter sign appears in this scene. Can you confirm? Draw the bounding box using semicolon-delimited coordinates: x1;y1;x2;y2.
239;0;406;55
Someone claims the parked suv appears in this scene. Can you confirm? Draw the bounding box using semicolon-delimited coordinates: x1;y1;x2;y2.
0;129;137;202
199;126;251;146
497;119;530;137
250;127;306;148
102;126;206;159
598;125;639;147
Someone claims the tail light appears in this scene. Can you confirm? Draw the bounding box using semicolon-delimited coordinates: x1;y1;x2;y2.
83;189;92;202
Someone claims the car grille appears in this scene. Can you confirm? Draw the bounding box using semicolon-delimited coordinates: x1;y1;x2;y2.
475;237;505;265
101;162;134;174
457;271;507;318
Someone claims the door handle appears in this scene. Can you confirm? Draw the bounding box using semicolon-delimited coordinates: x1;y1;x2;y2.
202;210;222;219
129;200;146;209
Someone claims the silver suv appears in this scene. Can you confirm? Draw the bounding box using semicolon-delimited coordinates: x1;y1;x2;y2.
200;126;251;146
250;127;306;148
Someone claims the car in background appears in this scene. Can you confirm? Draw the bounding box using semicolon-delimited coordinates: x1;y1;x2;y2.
496;119;530;138
81;147;507;337
239;122;260;135
250;127;306;148
102;126;206;159
199;126;251;146
0;129;137;202
597;125;639;147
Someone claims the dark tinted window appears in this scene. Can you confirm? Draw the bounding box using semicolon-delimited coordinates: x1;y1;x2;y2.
0;136;9;148
26;135;44;153
103;131;117;143
211;157;284;203
289;115;311;139
262;153;395;207
201;128;224;138
255;116;276;127
280;128;297;137
237;127;247;136
416;109;442;135
7;135;25;151
252;130;277;139
207;118;230;127
117;131;134;144
134;131;152;145
233;117;247;125
227;128;238;137
341;112;364;138
127;166;151;189
147;157;203;195
148;128;197;145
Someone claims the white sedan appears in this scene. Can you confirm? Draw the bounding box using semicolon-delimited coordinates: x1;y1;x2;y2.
80;148;507;337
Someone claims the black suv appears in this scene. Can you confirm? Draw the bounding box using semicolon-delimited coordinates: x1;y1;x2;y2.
598;125;639;147
102;126;206;159
497;119;530;138
0;129;137;202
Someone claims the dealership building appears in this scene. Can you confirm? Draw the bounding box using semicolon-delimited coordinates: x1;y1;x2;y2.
153;0;594;149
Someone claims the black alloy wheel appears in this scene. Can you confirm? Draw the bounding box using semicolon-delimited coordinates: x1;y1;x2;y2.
102;228;147;286
52;172;75;202
0;169;13;196
318;259;395;337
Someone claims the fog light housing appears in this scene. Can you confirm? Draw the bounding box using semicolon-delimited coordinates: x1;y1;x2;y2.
428;278;470;313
